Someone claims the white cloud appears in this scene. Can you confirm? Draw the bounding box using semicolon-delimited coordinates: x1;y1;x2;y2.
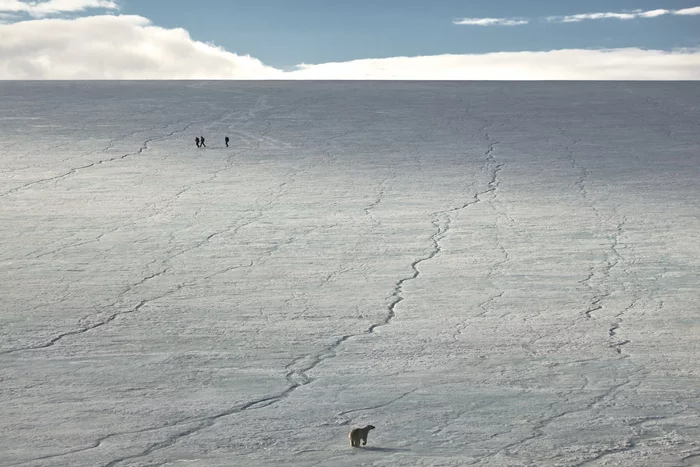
1;15;700;80
675;6;700;15
287;49;700;80
547;6;700;23
453;17;528;26
0;0;117;17
550;11;640;22
456;6;700;26
0;15;282;79
638;9;670;18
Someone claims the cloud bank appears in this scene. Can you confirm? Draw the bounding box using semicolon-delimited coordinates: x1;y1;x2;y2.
290;49;700;80
0;15;282;79
1;14;700;80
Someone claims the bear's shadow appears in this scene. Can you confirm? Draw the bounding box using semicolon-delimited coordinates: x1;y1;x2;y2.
361;446;410;453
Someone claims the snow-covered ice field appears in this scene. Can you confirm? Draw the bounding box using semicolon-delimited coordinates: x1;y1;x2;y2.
1;81;700;466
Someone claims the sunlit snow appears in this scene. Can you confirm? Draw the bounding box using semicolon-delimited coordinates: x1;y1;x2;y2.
1;81;700;466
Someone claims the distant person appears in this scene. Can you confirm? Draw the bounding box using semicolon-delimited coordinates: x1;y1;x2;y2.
200;136;206;148
195;137;200;148
225;136;230;147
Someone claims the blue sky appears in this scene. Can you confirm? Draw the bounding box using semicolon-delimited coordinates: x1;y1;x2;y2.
1;0;700;79
117;0;700;68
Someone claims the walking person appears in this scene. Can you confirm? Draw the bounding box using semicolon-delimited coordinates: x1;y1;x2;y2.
195;136;200;148
200;136;206;148
225;136;230;147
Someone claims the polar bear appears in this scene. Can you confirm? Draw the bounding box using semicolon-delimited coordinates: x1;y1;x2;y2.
349;425;375;447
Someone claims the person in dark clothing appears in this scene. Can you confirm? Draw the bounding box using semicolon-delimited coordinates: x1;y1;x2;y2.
225;136;230;147
200;136;206;148
195;137;200;148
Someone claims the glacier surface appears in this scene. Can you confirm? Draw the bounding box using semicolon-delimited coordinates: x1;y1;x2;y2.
1;81;700;466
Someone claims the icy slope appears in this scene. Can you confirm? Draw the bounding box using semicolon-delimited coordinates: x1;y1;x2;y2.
1;82;699;466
